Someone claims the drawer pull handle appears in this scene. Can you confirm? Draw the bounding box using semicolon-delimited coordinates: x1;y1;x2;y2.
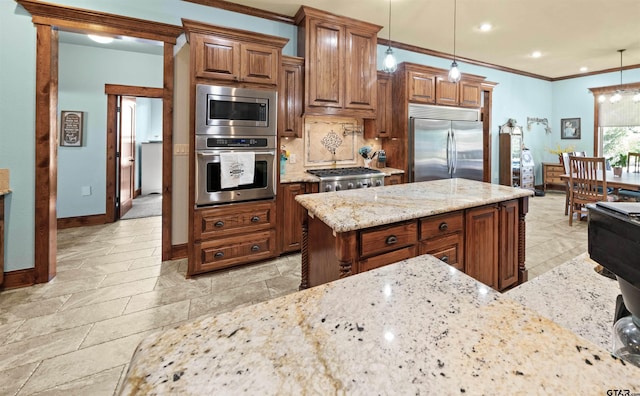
214;252;224;258
438;222;448;231
385;235;398;245
251;216;260;223
214;221;225;228
440;255;449;263
251;245;260;252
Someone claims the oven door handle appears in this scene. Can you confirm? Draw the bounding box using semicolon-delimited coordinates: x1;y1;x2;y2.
196;150;276;157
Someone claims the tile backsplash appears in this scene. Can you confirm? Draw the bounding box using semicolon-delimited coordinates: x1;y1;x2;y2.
280;115;382;175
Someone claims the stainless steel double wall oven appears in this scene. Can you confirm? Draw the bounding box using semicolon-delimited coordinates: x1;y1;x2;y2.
195;84;277;206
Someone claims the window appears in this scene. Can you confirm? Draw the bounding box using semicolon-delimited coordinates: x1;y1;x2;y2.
590;83;640;163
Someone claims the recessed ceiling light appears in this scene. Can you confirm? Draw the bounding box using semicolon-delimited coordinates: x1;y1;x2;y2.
531;51;542;58
579;66;588;72
88;34;114;44
479;23;492;32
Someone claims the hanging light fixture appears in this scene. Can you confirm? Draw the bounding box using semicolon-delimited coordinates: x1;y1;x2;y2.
382;0;397;73
448;0;461;83
609;49;625;103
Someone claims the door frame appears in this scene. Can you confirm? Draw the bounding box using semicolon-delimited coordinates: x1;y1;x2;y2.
17;0;183;285
105;85;164;222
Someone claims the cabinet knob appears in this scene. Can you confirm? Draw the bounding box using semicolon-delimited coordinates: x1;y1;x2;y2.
251;216;260;223
214;221;225;228
440;255;449;263
251;245;260;252
439;222;448;231
214;252;224;258
385;235;398;245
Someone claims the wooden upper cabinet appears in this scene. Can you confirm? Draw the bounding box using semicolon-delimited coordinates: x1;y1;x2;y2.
183;19;288;86
344;27;377;111
364;71;393;138
307;18;344;108
408;70;436;104
279;56;304;138
295;6;381;118
459;80;482;107
435;77;459;106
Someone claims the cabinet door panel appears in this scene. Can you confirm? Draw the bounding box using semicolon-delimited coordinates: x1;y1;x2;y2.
459;81;481;107
197;36;239;80
465;205;498;289
408;71;436;103
344;28;376;110
498;200;519;290
240;43;278;84
279;183;307;253
436;77;458;105
279;57;303;137
308;20;343;107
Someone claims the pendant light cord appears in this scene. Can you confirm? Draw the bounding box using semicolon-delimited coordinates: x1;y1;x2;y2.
452;0;457;62
619;49;625;85
387;0;392;47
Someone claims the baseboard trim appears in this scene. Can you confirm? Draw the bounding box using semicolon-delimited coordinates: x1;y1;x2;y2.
171;243;188;260
1;268;37;290
57;214;107;229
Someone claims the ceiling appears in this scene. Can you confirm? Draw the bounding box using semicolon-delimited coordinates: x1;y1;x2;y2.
217;0;640;80
58;31;164;56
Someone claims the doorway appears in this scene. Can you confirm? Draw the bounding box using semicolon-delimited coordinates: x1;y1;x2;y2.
105;87;164;222
19;0;182;285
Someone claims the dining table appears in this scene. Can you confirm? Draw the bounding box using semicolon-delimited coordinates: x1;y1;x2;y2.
560;169;640;191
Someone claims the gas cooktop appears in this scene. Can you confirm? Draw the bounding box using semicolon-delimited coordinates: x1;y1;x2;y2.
306;167;382;178
306;167;384;192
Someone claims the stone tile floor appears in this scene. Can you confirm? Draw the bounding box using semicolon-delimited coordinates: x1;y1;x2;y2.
0;190;588;395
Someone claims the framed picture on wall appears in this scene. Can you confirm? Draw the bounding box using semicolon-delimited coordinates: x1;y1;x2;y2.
560;118;580;139
60;110;84;147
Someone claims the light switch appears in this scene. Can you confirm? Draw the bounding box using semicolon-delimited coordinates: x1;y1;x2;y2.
290;154;297;164
81;186;91;196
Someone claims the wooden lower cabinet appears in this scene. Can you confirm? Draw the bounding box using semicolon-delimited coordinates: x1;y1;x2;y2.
464;204;499;289
384;174;403;185
194;230;277;274
189;200;277;276
279;183;309;254
301;198;527;291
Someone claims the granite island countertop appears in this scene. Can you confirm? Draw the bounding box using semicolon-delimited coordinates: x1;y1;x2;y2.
295;178;533;233
120;254;639;395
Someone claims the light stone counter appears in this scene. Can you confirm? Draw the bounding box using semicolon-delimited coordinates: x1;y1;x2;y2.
120;255;639;395
296;178;533;233
279;167;404;184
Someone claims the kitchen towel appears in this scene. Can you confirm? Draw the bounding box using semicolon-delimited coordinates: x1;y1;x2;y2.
219;152;255;189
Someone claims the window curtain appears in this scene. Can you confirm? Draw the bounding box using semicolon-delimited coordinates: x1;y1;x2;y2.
599;93;640;127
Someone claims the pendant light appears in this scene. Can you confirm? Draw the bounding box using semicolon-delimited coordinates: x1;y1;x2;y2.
382;0;397;73
448;0;461;83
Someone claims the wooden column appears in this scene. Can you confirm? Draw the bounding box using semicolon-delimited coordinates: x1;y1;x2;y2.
34;24;58;283
518;196;529;284
162;43;174;261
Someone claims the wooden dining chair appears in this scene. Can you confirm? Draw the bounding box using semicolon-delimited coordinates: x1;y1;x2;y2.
568;156;607;226
561;152;573;215
628;152;640;173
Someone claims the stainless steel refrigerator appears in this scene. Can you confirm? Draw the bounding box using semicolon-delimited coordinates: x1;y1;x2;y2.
408;104;483;182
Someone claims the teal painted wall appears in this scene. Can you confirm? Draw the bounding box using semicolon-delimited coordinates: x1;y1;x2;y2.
2;0;639;272
0;2;36;271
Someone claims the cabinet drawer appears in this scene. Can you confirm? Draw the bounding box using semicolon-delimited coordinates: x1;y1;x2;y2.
420;211;463;240
358;245;417;273
193;230;276;274
360;221;417;257
420;233;464;271
195;201;275;240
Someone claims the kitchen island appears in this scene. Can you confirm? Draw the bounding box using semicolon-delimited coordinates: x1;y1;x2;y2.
295;178;533;291
120;254;639;395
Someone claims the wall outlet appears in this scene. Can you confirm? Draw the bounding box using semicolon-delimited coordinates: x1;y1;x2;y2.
290;153;297;164
81;186;91;196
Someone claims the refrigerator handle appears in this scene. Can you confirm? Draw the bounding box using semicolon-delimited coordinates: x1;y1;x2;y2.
451;129;457;174
446;130;451;174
